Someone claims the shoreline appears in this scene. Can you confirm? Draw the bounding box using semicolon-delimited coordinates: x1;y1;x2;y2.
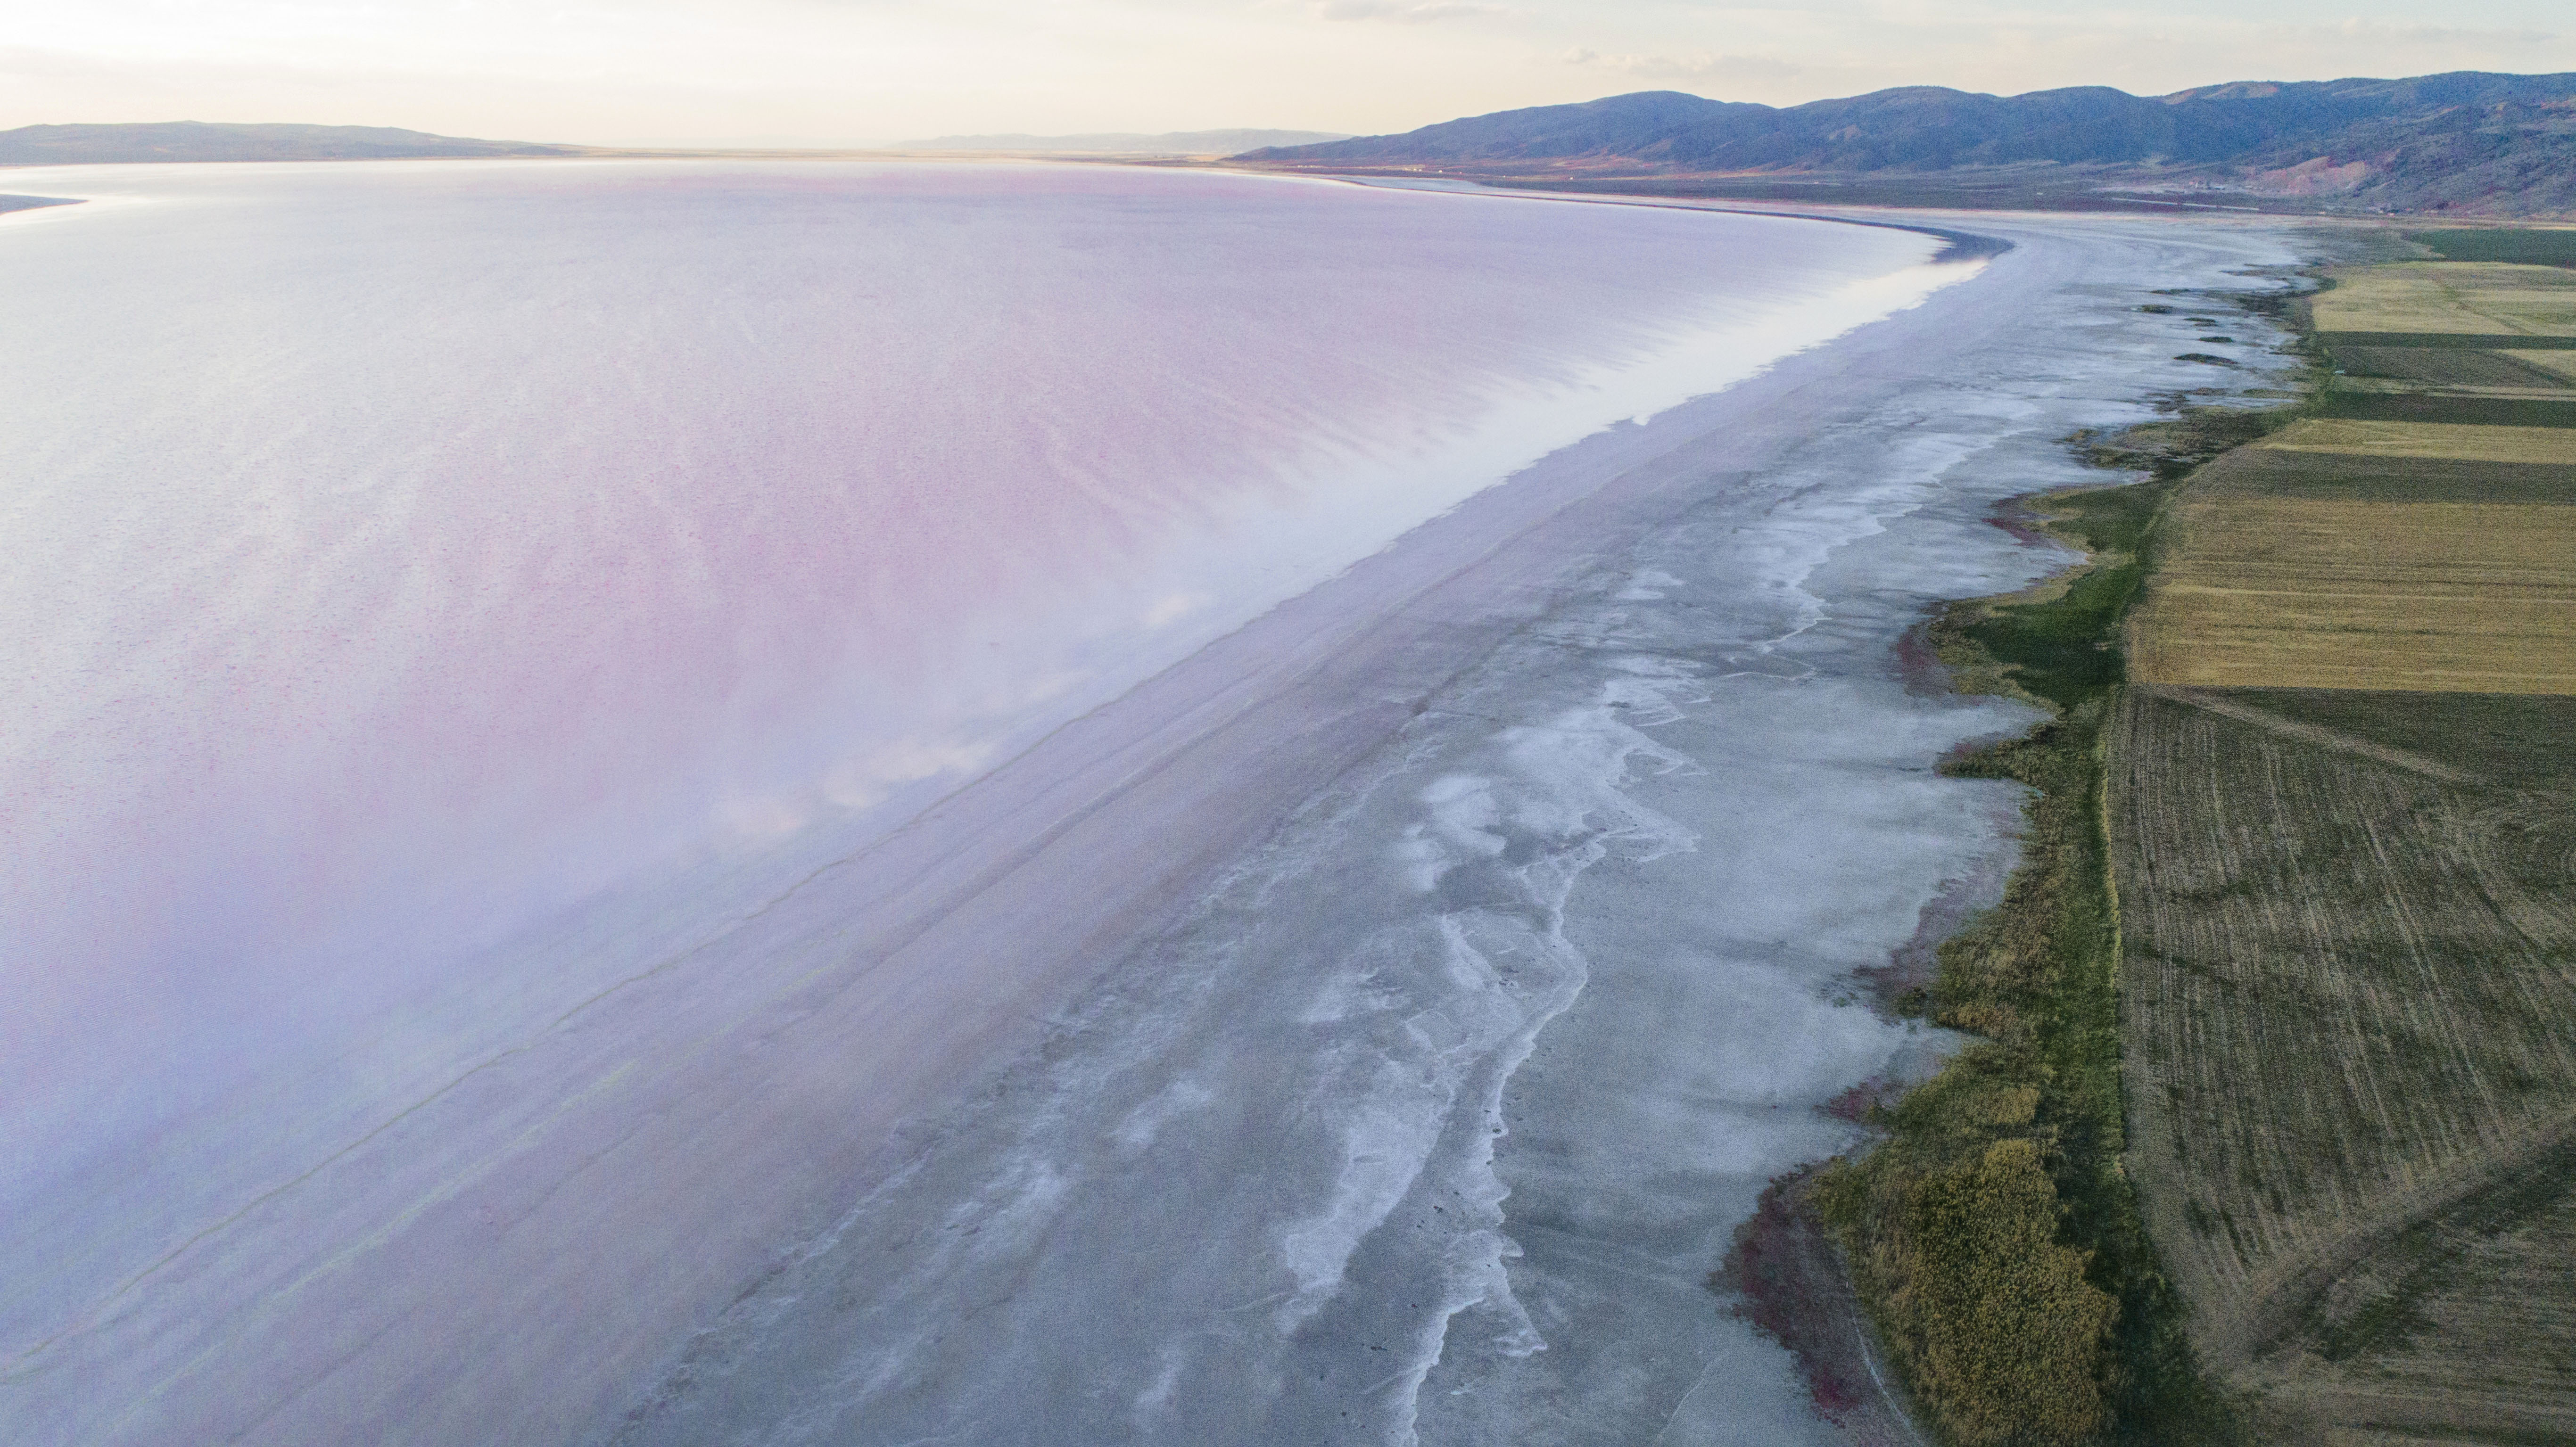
1734;224;2576;1443
1729;337;2321;1442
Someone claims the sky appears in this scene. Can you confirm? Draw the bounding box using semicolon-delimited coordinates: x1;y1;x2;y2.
1;0;2569;147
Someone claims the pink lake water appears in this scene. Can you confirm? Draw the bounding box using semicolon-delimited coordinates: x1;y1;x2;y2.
0;159;1974;1443
0;161;1941;1172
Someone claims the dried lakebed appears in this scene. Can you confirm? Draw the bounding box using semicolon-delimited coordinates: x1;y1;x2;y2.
609;210;2308;1447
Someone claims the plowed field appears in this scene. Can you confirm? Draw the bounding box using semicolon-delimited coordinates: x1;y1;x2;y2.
2109;687;2576;1442
2114;250;2576;1442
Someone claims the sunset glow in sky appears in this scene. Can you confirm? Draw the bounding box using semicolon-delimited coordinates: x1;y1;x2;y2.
1;1;2569;146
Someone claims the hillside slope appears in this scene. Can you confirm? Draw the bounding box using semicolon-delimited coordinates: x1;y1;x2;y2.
1242;73;2576;216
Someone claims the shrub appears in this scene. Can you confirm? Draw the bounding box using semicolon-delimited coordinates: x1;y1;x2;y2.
1900;1140;2120;1446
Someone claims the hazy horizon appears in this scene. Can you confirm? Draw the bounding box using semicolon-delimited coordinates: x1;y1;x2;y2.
1;0;2567;150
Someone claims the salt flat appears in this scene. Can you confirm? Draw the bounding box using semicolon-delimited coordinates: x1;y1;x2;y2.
603;206;2308;1446
0;163;2302;1445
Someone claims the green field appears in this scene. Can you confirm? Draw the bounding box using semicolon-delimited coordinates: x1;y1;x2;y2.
2409;228;2576;267
2332;345;2574;388
2312;391;2576;425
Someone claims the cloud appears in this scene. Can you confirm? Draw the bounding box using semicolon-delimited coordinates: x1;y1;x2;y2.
1562;48;1802;84
1314;1;1507;22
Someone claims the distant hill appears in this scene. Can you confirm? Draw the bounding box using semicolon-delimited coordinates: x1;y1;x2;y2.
898;128;1348;156
1239;72;2576;216
0;122;583;165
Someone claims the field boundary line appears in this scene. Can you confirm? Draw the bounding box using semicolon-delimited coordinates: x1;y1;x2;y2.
2135;685;2480;785
2229;1112;2576;1367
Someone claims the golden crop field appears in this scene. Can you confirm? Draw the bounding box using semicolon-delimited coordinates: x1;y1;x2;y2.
2130;417;2576;694
2257;417;2576;465
2108;686;2576;1442
2313;262;2576;337
2128;489;2576;694
2507;349;2576;383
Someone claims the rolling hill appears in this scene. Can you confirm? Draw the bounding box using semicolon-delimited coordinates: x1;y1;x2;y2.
1239;72;2576;216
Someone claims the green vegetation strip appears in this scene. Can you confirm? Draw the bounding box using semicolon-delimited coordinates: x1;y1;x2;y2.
2311;392;2576;428
2408;229;2576;268
1813;411;2274;1447
2332;346;2573;388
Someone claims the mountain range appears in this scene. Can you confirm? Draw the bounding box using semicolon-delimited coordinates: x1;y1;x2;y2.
12;78;2573;218
1238;72;2576;217
0;122;580;165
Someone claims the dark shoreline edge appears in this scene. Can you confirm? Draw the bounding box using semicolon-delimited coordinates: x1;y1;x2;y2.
0;195;83;215
1299;171;2017;268
1724;286;2324;1445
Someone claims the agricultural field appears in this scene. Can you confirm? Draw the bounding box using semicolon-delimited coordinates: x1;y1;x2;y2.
2305;261;2576;425
2330;345;2571;389
2110;686;2576;1442
2312;262;2576;338
2106;246;2576;1442
2254;419;2576;463
2507;349;2576;383
2409;228;2576;267
1793;244;2574;1447
2127;428;2576;694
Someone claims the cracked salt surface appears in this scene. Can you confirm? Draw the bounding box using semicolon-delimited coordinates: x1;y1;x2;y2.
608;214;2308;1446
